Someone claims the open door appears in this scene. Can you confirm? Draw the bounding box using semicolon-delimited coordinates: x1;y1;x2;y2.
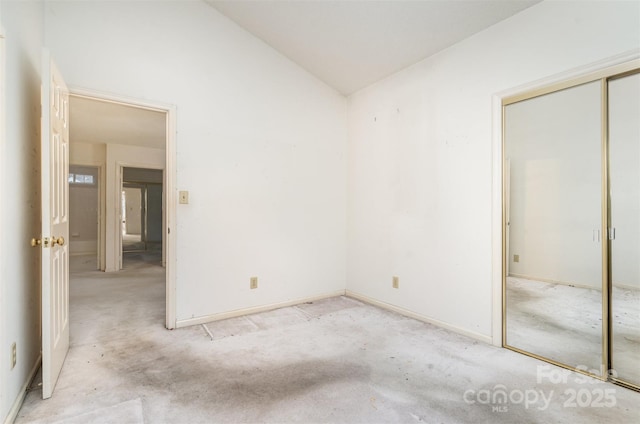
37;51;70;399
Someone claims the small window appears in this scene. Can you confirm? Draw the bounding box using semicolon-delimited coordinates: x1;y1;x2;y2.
69;173;95;185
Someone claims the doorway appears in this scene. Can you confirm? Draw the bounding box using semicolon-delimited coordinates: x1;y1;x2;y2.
68;90;177;329
120;167;164;267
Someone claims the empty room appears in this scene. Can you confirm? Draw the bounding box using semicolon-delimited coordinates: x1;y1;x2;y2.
0;0;639;423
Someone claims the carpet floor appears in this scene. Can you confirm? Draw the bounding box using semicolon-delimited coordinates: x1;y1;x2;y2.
15;255;640;423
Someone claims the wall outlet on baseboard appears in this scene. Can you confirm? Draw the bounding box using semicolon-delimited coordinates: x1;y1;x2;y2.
11;342;16;369
392;276;399;289
250;277;258;290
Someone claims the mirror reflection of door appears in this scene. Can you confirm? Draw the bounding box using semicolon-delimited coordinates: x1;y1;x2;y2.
504;81;603;374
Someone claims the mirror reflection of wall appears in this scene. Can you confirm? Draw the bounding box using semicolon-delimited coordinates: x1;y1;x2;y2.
504;81;603;372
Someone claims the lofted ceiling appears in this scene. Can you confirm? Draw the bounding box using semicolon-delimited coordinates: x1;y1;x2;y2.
69;1;540;145
207;0;541;95
69;96;166;150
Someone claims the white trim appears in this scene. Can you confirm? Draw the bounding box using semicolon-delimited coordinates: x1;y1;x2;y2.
491;49;640;348
498;49;640;105
346;290;492;345
508;273;639;292
69;87;170;113
176;291;347;328
491;92;503;348
508;273;599;290
0;32;6;422
68;87;177;330
165;107;177;329
3;355;41;424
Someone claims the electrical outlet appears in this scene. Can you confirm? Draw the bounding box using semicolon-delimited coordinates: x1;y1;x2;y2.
11;343;16;369
250;277;258;290
514;254;520;263
392;276;399;289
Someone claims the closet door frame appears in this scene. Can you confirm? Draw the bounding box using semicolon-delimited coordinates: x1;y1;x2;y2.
606;68;640;391
500;59;640;390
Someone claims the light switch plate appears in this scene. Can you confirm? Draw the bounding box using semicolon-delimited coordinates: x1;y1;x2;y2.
179;191;189;204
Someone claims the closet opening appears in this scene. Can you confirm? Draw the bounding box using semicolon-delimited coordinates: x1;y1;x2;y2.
502;61;640;391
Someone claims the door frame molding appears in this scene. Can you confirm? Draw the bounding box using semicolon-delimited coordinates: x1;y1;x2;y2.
0;32;6;417
491;49;640;348
69;87;177;329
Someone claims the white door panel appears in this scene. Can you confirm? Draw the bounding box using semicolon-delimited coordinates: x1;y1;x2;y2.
40;51;70;399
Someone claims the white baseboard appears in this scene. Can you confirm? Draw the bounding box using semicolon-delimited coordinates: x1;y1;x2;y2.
176;290;347;328
176;289;494;345
613;283;640;291
509;273;639;292
508;273;601;290
345;290;492;344
4;354;41;424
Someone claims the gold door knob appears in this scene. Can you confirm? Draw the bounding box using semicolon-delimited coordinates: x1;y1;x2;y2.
52;236;65;246
30;238;42;247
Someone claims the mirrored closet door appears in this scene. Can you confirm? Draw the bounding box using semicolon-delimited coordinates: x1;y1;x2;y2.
609;71;640;388
503;64;639;390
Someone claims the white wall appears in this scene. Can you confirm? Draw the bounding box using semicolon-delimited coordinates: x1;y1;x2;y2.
69;165;99;255
347;1;640;340
0;1;44;422
70;142;105;165
70;142;106;269
45;0;348;322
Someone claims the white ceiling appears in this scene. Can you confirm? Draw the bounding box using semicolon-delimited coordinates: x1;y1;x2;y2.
207;0;541;95
69;96;166;150
70;1;539;144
